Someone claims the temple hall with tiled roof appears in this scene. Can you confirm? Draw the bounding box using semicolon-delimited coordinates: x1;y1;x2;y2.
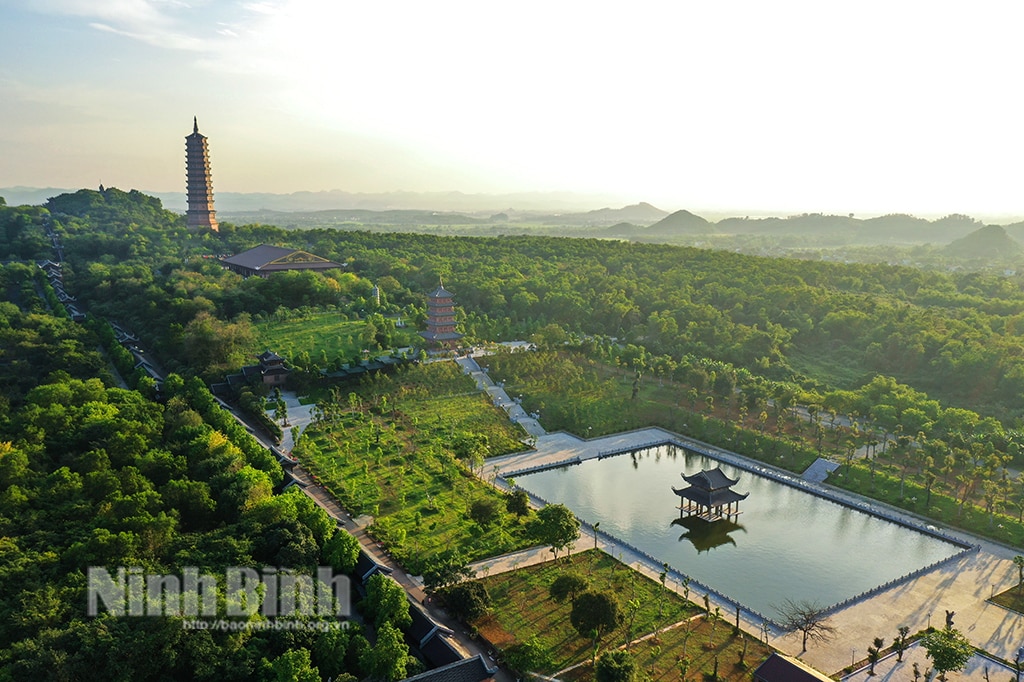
220;244;342;278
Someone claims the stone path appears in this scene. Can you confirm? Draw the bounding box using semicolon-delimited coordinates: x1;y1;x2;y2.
456;355;546;438
272;390;316;453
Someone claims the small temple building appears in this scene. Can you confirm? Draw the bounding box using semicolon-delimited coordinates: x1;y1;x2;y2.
419;280;464;350
241;350;290;386
221;244;342;278
673;466;748;521
185;117;219;232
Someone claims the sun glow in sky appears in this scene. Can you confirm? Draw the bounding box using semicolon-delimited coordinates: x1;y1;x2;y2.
2;0;1024;217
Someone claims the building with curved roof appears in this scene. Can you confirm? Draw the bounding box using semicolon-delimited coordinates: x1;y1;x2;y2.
672;466;748;521
221;244;342;278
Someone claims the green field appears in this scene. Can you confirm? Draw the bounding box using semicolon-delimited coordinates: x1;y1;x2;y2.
294;361;534;574
474;550;771;681
252;310;423;365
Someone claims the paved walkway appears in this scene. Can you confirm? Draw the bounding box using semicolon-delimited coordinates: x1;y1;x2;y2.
841;641;1016;682
483;428;1024;679
270;390;316;453
456;355;545;438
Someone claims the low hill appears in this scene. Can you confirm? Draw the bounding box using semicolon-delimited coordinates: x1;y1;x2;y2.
534;202;668;226
646;209;712;234
582;202;667;225
943;224;1023;260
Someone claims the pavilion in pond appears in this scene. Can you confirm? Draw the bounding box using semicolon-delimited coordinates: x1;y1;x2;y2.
672;466;748;521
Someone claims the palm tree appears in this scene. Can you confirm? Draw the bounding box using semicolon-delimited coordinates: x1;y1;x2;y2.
867;637;884;675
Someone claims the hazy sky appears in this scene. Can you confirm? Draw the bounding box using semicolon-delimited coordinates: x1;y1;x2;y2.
2;1;1023;217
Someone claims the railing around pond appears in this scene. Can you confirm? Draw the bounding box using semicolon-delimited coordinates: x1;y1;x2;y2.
497;433;979;634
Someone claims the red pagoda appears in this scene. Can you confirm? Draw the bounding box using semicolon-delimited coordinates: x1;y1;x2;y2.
419;280;464;350
673;466;748;521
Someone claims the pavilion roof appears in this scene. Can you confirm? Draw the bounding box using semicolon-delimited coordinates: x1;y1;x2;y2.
681;466;739;491
673;485;748;508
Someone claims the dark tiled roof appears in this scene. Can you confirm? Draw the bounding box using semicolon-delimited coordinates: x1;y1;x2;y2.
258;349;285;363
681;466;739;491
354;549;393;583
402;654;496;682
673;485;748;507
753;653;833;682
416;636;469;671
222;244;340;272
408;602;454;647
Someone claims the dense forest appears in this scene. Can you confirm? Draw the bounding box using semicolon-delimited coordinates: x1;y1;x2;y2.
9;188;1024;420
5;187;1024;677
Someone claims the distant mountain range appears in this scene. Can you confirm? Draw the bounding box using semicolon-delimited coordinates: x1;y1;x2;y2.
0;187;633;214
7;186;1024;256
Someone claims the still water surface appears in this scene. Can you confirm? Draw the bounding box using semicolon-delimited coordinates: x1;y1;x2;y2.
518;445;962;618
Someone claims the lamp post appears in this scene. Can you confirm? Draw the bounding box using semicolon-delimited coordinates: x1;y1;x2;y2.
1015;646;1024;682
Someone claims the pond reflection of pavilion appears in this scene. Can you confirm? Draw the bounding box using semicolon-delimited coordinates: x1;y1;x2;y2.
671;515;746;552
672;466;748;521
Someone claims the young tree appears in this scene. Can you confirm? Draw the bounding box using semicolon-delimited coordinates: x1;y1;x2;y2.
867;637;884;675
595;650;638;682
550;573;589;605
775;599;837;652
894;625;910;662
469;497;500;528
531;503;580;559
365;574;411;630
441;581;491;621
506;488;530;517
921;627;974;682
570;591;622;642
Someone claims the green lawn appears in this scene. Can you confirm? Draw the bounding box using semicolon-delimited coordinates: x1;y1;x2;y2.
991;583;1024;615
473;550;771;681
252;311;422;364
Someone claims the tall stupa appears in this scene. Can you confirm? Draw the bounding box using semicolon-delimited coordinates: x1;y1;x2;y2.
185;117;218;231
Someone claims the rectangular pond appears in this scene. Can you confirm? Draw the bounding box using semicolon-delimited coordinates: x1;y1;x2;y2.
516;444;965;620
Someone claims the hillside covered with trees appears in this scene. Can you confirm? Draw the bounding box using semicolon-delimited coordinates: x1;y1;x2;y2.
5;187;1024;677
